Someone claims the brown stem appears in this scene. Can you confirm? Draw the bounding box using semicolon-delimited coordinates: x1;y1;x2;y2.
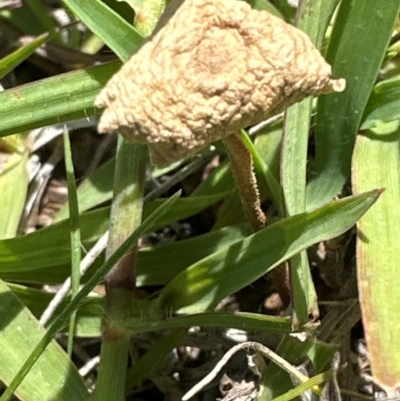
223;133;266;231
224;133;290;309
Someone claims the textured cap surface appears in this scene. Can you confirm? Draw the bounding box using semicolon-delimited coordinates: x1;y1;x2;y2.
96;0;345;166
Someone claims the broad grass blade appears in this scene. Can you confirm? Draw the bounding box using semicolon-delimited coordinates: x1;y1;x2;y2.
307;0;399;210
352;126;400;390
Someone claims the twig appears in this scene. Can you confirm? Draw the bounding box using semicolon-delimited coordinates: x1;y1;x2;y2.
248;113;284;135
79;356;101;378
39;231;109;325
182;341;312;401
21;145;64;233
30;116;98;152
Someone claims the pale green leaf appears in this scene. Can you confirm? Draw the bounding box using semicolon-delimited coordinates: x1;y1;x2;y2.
0;280;88;401
352;126;400;390
0;152;29;239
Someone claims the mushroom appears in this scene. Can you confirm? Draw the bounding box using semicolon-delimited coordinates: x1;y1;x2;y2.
95;0;345;308
95;0;345;167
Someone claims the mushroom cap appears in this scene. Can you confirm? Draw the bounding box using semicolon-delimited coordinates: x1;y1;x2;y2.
96;0;345;167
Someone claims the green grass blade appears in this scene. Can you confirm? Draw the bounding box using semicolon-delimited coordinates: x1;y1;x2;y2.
259;335;336;400
306;0;399;210
212;190;247;229
7;283;102;338
120;311;291;335
0;152;29;239
282;98;317;325
143;193;230;230
137;223;252;286
192;160;242;229
7;283;101;318
253;125;282;189
155;190;380;314
0;280;88;401
281;97;311;215
280;0;322;325
0;193;228;278
241;130;283;214
0;207;110;274
192;161;234;196
4;223;249;288
120;0;165;36
0;190;180;401
0;32;52;80
270;370;332;401
25;0;56;32
315;0;340;49
4;225;251;314
60;0;143;62
352;126;400;389
0;61;120;137
361;78;400;130
54;158;116;222
62;128;81;355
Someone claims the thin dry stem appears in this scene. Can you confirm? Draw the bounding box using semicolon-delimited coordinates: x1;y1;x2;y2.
40;231;109;325
182;341;316;401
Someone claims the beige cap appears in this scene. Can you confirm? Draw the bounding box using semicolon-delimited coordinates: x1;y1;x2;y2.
96;0;345;167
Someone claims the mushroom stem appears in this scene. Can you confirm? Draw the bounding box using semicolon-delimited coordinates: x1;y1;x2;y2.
224;133;290;309
223;133;266;231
